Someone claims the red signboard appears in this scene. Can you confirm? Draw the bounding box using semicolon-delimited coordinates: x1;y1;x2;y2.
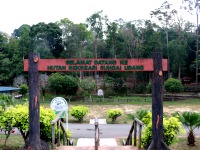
24;58;168;72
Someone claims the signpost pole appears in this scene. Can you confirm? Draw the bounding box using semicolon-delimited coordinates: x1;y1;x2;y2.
26;52;41;149
66;104;68;130
148;52;169;150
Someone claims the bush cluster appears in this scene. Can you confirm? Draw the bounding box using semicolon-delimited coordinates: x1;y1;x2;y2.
141;111;184;148
107;109;123;122
0;104;56;143
19;84;28;97
48;73;78;96
69;106;89;122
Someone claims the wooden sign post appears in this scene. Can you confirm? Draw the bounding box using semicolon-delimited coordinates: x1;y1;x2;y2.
24;52;168;150
148;52;169;150
25;52;41;150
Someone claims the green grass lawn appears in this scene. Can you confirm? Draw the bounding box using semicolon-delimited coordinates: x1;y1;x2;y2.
0;135;24;150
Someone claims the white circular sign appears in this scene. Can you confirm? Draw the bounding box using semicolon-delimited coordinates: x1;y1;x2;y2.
98;89;104;96
50;97;68;111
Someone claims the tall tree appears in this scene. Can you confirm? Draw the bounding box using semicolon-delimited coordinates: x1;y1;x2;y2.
171;8;187;79
0;32;12;85
118;21;142;58
86;10;107;58
151;1;173;78
182;0;200;91
86;10;107;87
58;18;92;58
105;21;118;58
143;20;162;57
30;22;63;58
17;25;31;59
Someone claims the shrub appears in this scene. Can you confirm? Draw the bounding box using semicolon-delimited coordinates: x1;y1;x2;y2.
164;78;183;100
108;109;123;122
0;94;14;112
146;81;152;93
0;104;57;143
136;109;149;120
40;106;57;142
113;78;127;95
62;75;79;96
141;115;184;148
139;111;152;125
19;84;28;97
70;106;88;122
48;73;78;96
135;82;146;94
80;77;96;98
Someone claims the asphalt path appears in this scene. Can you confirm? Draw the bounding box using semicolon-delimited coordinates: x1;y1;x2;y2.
68;123;132;138
1;123;200;138
68;123;200;138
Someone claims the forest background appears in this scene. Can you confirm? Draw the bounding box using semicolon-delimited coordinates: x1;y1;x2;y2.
0;0;200;93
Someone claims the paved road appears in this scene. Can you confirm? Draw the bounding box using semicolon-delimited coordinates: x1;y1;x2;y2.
2;123;200;138
68;123;132;138
68;123;200;138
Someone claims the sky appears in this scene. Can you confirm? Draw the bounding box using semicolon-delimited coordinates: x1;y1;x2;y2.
0;0;194;36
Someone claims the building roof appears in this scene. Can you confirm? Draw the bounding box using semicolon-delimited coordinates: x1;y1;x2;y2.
0;86;20;93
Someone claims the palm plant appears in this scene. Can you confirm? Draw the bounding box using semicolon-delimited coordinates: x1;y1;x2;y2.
179;111;200;146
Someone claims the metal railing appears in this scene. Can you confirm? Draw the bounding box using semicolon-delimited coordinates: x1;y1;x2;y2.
95;117;100;150
125;118;144;149
51;111;71;149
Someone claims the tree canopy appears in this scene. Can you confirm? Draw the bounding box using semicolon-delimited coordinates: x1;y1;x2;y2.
0;2;199;86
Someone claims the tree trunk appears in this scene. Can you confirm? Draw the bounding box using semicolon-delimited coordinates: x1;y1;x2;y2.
148;52;169;150
26;52;41;150
178;65;181;80
94;36;98;91
166;30;170;78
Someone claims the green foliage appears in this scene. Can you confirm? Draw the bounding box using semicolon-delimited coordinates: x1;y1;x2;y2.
48;73;78;96
48;73;63;94
40;106;57;142
164;78;183;100
164;78;183;93
62;75;79;96
113;78;127;95
126;113;135;120
137;110;152;125
146;81;152;93
19;84;28;96
141;114;184;148
141;122;152;148
135;82;146;94
101;76;115;96
70;106;89;122
178;111;200;146
0;104;56;142
0;94;14;112
163;117;184;146
30;22;63;57
107;109;123;122
80;77;96;97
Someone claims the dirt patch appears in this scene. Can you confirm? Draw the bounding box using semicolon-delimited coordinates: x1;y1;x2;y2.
68;102;200;123
164;106;200;115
